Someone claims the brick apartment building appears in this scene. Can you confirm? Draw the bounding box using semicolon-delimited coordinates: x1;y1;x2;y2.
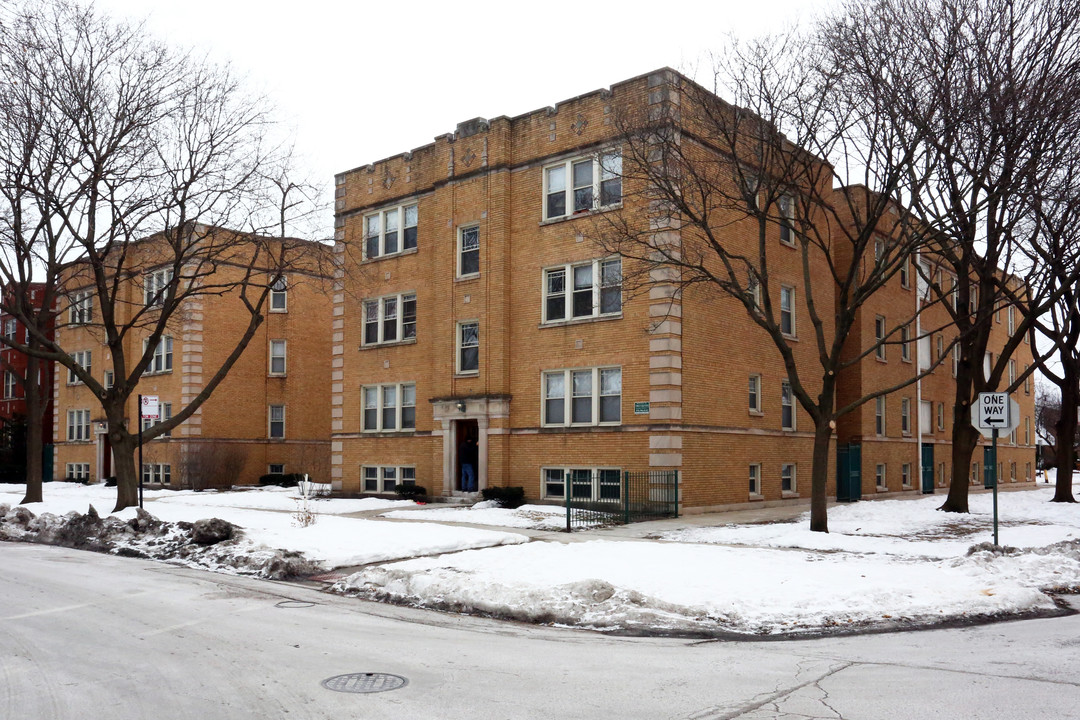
0;283;56;479
52;229;332;487
330;68;1038;510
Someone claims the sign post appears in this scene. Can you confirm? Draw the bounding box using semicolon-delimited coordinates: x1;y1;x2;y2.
139;394;160;509
973;392;1016;546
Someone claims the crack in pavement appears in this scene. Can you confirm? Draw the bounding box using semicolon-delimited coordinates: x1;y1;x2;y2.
686;661;853;720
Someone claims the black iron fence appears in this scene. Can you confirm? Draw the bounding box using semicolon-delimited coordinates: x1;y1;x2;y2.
563;469;679;532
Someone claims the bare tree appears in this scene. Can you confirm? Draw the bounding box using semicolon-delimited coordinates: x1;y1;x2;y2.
0;1;318;510
598;38;955;532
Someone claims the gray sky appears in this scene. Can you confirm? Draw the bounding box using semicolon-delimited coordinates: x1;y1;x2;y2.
94;0;837;235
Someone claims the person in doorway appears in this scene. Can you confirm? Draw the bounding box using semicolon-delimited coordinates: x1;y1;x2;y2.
461;436;478;492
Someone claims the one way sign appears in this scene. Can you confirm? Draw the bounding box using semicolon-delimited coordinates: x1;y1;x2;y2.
976;392;1011;429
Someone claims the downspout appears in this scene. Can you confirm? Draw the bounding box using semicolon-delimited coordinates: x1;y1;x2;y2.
915;250;924;492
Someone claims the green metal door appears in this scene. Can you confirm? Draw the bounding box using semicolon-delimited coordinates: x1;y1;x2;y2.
836;444;862;502
921;443;934;493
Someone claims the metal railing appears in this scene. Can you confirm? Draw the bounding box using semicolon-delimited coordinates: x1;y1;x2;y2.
564;469;679;532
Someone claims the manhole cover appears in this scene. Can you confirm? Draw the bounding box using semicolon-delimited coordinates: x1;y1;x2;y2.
275;600;315;609
321;673;408;694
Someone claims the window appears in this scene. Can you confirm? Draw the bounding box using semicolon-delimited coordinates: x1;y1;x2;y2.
1008;359;1016;387
901;463;912;487
68;350;91;384
144;337;173;374
901;326;911;362
3;370;16;399
875;316;886;360
2;318;15;340
269;404;285;439
1025;416;1031;445
362;383;416;432
67;409;91;441
937;402;945;431
876;463;886;489
270;277;287;312
971;462;979;484
901;397;911;435
542;467;621;501
457;321;479;374
749;463;762;496
141;463;172;485
362;465;416;493
362;292;417;346
781;380;795;431
939;462;947;487
141;402;172;437
69;290;92;325
781;463;797;493
269;340;287;375
459;226;480;277
936;335;944;361
103;370;114;389
66;463;90;481
875;396;885;436
1024;366;1031;394
543;367;621;426
269;463;285;475
543;258;621;323
543;151;621;220
920;400;932;435
900;260;910;289
364;203;419;259
144;267;174;307
953;344;959;377
874;238;885;262
778;195;795;245
748;374;762;414
1026;461;1032;481
1010;461;1016;482
1007;305;1015;335
780;286;795;336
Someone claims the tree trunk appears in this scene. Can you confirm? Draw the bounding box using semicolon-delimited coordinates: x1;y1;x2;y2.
111;430;140;512
942;421;980;512
809;420;833;533
1052;358;1079;502
19;353;44;505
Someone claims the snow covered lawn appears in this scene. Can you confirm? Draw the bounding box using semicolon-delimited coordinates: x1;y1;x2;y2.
383;501;570;530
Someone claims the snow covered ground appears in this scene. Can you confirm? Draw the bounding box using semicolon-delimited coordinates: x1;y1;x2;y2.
3;478;1080;636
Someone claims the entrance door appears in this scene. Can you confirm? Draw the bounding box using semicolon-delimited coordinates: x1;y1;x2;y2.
921;443;934;493
836;444;862;502
453;419;478;493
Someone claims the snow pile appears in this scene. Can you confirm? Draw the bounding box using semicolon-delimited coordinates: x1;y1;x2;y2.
334;540;1059;636
383;503;570;530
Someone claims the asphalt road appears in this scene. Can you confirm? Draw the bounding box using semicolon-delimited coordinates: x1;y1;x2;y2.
2;543;1079;719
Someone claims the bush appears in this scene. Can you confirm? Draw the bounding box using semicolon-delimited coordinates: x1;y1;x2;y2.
258;473;304;488
480;486;525;509
394;483;427;501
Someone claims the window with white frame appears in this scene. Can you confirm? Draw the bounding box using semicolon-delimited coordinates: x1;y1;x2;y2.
901;326;911;362
1026;461;1032;480
103;369;114;389
953;344;959;377
66;463;90;481
780;285;795;336
875;316;886;360
141;402;172;437
1008;358;1016;387
937;402;945;431
268;404;285;439
749;463;762;496
364;203;418;259
900;260;910;288
939;462;947;487
920;400;933;434
362;382;416;432
543;151;621;220
68;350;91;384
1010;461;1016;481
936;335;944;361
1025;416;1030;445
362;292;417;346
1008;305;1015;335
778;195;795;245
875;396;885;435
874;238;885;262
269;340;286;375
144;267;174;307
543;367;621;426
901;397;911;435
67;409;91;441
269;463;285;475
876;463;886;489
142;463;172;485
457;321;479;374
69;290;92;325
458;226;480;277
2;317;15;340
748;374;762;414
3;370;16;399
543;258;621;323
270;277;287;312
144;337;173;374
902;463;912;487
781;380;795;431
781;463;797;493
542;467;621;501
361;465;415;493
1024;366;1031;394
